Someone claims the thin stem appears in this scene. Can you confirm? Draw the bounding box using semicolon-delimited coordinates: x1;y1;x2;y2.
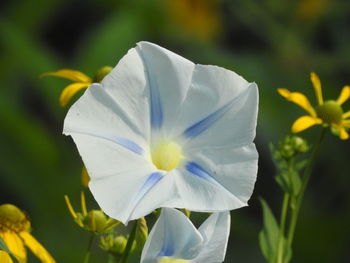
119;221;138;263
83;233;95;263
276;193;290;263
287;128;326;247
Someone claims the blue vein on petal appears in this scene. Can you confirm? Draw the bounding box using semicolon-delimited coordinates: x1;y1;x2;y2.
183;87;249;138
67;130;143;155
127;172;164;221
158;241;174;257
136;46;163;129
186;162;225;188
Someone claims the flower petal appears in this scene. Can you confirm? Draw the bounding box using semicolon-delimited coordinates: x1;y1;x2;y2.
332;124;349;140
291;115;322;133
175;64;258;148
68;133;162;224
59;82;90;107
343;111;350;119
64;83;149;153
0;232;26;263
0;251;13;263
278;88;317;117
41;69;92;83
141;208;203;263
135;42;195;132
336;85;350;105
176;143;258;212
19;232;55;263
193;212;230;263
310;72;323;105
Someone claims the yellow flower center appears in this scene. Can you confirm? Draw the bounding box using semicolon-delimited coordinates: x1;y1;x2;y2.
0;204;30;232
316;100;343;125
151;141;183;171
157;257;190;263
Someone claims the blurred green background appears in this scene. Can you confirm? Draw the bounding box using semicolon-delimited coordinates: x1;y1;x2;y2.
1;0;350;262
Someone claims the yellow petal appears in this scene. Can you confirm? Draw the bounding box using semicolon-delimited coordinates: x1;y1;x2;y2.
332;124;349;140
336;85;350;105
0;251;14;263
41;69;92;83
342;120;350;128
291;116;322;133
278;88;317;117
59;82;90;107
310;72;323;105
19;232;56;263
343;111;350;119
1;232;26;263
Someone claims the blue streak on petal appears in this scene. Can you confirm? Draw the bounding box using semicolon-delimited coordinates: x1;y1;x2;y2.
185;162;220;186
158;241;174;257
67;130;144;155
183;88;249;138
127;172;164;221
112;137;144;154
136;47;163;129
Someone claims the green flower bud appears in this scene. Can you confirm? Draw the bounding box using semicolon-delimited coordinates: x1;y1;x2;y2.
111;235;128;254
93;66;113;83
291;136;309;153
84;210;108;232
136;217;148;248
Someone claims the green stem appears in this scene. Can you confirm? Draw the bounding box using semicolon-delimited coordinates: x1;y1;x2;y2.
108;253;116;263
287;128;326;247
83;233;95;263
119;221;138;263
276;193;290;263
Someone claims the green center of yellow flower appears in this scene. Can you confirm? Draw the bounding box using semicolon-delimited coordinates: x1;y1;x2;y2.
316;100;343;125
0;204;30;232
151;141;183;171
157;257;190;263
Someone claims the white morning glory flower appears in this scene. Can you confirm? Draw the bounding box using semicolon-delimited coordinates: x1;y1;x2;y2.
141;208;230;263
63;41;258;224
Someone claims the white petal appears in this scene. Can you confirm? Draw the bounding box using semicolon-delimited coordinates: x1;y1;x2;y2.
136;42;195;136
64;83;149;152
193;212;231;263
141;208;203;263
64;46;151;149
175;65;258;149
173;167;245;212
69;133;176;224
182;143;258;209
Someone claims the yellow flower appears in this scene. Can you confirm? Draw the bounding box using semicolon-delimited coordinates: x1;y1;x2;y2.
0;204;56;263
165;0;222;41
278;72;350;140
42;66;112;107
64;191;119;233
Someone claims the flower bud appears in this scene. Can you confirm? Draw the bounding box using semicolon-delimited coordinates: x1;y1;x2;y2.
84;210;108;233
93;66;113;83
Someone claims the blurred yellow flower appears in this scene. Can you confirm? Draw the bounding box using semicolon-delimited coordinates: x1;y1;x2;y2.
42;66;112;107
296;0;330;21
0;204;55;263
166;0;222;41
278;72;350;140
64;191;119;233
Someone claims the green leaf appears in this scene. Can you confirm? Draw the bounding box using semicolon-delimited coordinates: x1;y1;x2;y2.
259;198;279;263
